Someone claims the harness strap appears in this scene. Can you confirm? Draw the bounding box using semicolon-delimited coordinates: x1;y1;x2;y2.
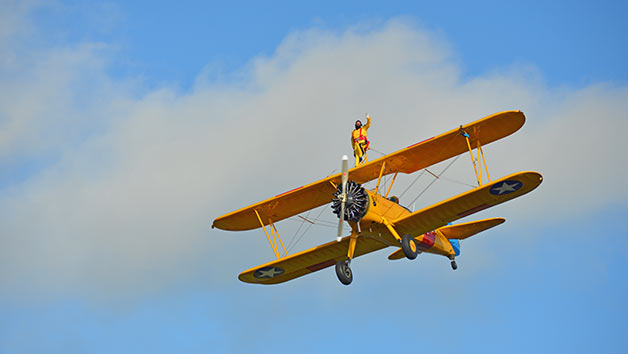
353;128;369;144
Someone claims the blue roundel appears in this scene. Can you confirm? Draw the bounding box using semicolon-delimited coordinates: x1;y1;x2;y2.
490;180;523;195
254;266;285;279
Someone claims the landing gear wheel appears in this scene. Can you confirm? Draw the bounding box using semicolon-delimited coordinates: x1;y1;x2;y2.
335;260;353;285
401;234;418;260
451;260;458;270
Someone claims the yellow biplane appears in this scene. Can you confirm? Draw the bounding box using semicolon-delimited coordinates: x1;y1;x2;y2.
212;111;543;285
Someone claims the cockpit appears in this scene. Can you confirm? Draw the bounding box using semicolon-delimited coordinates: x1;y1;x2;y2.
387;195;412;212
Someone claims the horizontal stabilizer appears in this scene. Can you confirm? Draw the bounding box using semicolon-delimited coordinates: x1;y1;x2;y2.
439;217;505;240
387;217;505;260
388;248;413;260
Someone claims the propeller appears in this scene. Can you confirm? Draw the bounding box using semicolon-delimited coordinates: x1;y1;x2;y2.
336;155;349;242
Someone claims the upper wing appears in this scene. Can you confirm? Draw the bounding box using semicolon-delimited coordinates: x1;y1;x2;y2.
212;110;525;231
238;235;387;284
392;171;542;237
212;175;339;231
350;110;526;180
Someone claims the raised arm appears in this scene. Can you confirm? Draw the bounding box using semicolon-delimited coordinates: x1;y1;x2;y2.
364;114;371;130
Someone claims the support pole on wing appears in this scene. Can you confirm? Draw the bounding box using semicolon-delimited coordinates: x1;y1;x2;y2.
460;125;482;186
374;161;386;195
269;218;288;257
477;140;491;182
254;209;280;259
384;172;398;198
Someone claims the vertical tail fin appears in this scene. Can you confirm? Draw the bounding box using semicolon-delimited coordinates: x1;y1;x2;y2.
449;239;461;256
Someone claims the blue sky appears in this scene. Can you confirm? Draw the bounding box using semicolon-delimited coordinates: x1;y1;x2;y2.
26;0;628;88
1;1;627;353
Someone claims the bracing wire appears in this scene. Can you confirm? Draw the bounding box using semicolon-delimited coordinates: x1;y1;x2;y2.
406;155;461;208
285;217;337;227
398;170;426;199
287;210;311;247
438;176;476;188
287;205;329;253
369;147;387;156
285;210;311;251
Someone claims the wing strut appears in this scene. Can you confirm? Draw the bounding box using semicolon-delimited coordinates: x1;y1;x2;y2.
459;126;491;186
384;172;398;198
477;140;491;183
254;210;289;259
269;219;288;257
374;161;386;194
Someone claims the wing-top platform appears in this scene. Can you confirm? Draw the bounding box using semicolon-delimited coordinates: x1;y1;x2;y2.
212;110;525;231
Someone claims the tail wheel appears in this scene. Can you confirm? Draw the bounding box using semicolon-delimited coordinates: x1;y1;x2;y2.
401;234;418;260
451;260;458;270
335;260;353;285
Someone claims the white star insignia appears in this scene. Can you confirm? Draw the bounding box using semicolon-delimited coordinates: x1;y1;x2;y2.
257;267;282;278
493;181;518;195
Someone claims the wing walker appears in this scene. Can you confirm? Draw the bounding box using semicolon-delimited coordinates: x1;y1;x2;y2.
212;111;543;285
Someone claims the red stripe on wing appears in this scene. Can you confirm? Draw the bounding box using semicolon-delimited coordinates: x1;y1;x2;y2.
275;186;304;197
457;204;490;218
406;136;435;149
306;259;336;273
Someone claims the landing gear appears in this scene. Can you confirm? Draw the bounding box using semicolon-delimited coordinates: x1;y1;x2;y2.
401;234;418;260
448;255;458;270
335;260;353;285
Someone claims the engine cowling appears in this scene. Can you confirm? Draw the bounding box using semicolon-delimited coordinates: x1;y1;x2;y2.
331;181;369;222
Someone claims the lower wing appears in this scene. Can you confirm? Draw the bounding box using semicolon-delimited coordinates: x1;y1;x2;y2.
238;235;387;284
239;171;541;284
392;171;542;237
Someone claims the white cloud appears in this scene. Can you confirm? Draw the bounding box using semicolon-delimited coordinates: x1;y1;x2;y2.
1;15;627;301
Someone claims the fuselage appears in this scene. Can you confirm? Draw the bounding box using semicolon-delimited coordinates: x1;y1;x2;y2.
356;188;456;257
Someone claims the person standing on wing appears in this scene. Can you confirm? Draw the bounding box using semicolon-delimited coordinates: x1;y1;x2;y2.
351;114;371;167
